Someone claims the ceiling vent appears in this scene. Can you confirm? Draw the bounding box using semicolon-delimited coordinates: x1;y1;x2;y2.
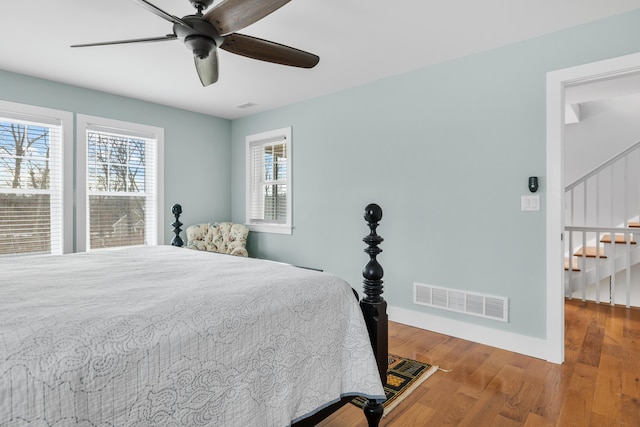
237;102;257;109
414;282;508;322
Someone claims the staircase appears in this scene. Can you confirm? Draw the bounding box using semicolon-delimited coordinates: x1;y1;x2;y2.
564;140;640;307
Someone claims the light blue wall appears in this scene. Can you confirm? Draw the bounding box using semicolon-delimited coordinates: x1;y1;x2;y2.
0;70;231;243
230;9;640;339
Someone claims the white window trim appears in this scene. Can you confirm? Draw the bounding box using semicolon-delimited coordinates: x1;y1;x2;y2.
245;127;292;234
76;114;164;252
0;100;73;254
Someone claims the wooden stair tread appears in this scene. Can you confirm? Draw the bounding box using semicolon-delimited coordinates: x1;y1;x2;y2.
629;221;640;228
573;246;607;258
564;258;580;271
600;233;636;244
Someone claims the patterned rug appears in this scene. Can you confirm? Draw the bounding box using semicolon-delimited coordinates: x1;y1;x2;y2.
351;355;439;416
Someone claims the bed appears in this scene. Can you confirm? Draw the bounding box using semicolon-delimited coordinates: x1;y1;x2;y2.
0;204;389;426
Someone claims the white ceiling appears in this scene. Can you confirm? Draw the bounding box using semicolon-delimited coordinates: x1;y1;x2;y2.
2;0;640;119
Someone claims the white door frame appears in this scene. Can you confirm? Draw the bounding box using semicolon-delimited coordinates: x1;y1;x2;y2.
546;52;640;364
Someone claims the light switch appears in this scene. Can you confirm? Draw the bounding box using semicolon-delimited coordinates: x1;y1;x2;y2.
521;195;540;211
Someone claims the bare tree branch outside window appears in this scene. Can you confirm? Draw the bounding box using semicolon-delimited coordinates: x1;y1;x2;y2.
87;132;147;249
0;121;52;255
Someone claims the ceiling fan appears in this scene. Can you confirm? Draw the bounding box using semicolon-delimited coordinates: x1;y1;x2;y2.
71;0;319;86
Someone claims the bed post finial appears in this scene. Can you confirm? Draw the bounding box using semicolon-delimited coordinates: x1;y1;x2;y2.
171;204;184;247
362;203;384;302
361;203;387;427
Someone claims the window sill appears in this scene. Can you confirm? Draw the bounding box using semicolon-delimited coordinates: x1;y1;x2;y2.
247;223;292;235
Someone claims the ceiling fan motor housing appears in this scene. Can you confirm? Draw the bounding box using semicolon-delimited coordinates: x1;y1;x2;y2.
174;16;223;59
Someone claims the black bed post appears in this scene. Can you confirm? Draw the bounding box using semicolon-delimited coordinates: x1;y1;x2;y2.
171;204;184;247
361;203;388;426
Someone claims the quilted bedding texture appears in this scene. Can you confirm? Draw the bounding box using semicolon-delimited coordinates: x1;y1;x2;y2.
0;246;384;426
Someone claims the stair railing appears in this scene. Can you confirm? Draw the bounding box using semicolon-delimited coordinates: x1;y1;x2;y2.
565;226;638;308
564;140;640;307
565;139;640;230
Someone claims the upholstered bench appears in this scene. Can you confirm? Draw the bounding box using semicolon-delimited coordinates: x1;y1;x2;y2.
185;222;249;257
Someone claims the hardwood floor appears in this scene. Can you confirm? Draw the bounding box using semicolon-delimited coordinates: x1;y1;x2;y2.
317;299;640;426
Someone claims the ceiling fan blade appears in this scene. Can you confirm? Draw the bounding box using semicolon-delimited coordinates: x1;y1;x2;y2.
204;0;291;35
130;0;193;29
194;49;219;86
71;34;177;48
220;33;319;68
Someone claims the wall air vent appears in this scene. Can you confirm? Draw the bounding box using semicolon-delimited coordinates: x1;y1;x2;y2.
414;282;508;322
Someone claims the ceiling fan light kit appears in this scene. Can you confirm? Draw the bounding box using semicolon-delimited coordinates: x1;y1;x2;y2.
71;0;319;86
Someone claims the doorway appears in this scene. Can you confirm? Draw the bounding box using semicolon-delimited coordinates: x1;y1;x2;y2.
546;52;640;364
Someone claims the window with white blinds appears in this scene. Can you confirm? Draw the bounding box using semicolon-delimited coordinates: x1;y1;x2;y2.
77;115;163;251
0;103;71;256
245;127;292;234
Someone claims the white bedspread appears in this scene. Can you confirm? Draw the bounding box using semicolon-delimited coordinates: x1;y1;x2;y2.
0;246;384;426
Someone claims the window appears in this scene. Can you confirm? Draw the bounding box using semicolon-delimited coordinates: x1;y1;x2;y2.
77;115;164;251
0;105;161;257
246;127;292;234
0;101;72;256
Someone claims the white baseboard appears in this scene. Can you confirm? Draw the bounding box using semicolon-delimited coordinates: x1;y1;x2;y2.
388;305;562;364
